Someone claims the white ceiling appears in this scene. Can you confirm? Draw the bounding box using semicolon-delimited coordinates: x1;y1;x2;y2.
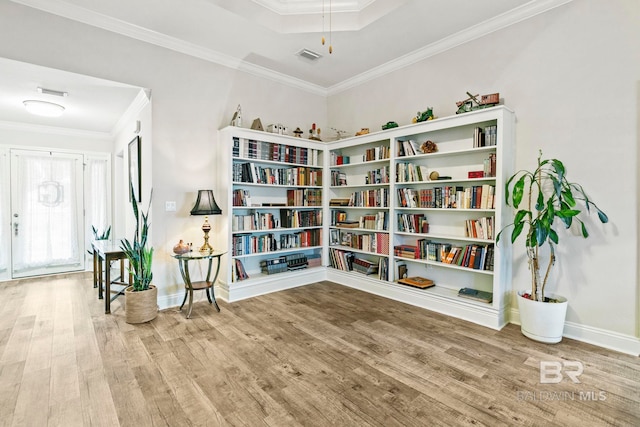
2;0;571;134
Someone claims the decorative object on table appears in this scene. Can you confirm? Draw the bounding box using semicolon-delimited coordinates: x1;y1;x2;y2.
420;140;437;154
267;123;288;135
172;239;191;255
250;118;264;131
355;128;370;136
382;121;398;130
230;104;242;126
414;108;434;123
308;123;322;141
497;150;608;343
128;135;141;202
120;184;157;324
456;92;500;114
87;225;111;255
293;127;303;137
190;189;222;252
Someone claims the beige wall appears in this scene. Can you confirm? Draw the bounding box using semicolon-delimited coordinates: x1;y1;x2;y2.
328;0;640;339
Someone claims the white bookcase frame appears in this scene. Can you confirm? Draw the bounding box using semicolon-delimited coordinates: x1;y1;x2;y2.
217;106;515;329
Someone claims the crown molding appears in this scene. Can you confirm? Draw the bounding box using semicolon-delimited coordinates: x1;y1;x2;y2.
0;120;112;139
111;88;151;138
12;0;572;97
327;0;573;95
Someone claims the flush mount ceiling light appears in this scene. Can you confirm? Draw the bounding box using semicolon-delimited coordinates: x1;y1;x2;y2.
23;100;65;117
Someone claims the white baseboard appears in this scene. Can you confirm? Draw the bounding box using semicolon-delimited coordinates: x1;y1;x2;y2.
509;307;640;356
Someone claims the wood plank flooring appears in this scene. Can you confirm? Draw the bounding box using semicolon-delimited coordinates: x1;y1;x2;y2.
0;273;638;426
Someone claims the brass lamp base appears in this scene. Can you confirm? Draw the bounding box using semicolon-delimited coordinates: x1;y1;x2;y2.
199;216;213;252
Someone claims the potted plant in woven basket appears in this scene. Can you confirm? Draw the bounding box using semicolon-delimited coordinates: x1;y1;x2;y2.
120;185;157;324
497;151;608;343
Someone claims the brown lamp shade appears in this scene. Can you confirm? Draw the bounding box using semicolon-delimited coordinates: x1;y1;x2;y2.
190;190;222;215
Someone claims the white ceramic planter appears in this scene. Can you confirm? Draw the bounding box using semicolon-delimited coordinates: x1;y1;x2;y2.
517;290;568;343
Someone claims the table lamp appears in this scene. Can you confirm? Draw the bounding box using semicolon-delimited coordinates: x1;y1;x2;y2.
190;190;222;252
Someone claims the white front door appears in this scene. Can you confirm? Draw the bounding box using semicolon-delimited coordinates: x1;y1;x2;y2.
10;149;85;278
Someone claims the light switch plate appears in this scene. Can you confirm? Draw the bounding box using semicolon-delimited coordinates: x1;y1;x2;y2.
165;201;176;212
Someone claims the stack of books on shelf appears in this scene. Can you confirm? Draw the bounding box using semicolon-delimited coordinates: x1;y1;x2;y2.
397;185;495;209
458;287;493;303
359;212;387;230
398;276;435;289
307;253;322;268
465;216;494;240
235;163;322;186
329;198;350;206
285;253;308;271
286;189;322;206
394;244;420;259
472;126;498;148
279;209;323;228
340;231;389;254
336;220;360;228
348;188;390;207
364;145;390;161
260;256;289;275
352;258;379;275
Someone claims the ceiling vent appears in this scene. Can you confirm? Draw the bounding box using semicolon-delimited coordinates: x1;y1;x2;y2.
297;48;322;61
38;87;68;97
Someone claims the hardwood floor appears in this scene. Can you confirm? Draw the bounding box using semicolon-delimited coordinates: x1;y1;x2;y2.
0;273;638;426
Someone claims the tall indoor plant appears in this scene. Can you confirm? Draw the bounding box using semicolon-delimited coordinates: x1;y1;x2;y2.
498;151;608;342
120;185;157;323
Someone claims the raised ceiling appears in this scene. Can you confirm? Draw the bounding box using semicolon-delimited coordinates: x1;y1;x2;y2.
2;0;571;134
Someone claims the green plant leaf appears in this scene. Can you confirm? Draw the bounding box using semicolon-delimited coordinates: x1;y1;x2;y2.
580;220;589;238
562;189;576;207
535;190;544;211
597;208;609;223
511;221;525;243
549;228;559;244
512;175;527;208
536;218;549;246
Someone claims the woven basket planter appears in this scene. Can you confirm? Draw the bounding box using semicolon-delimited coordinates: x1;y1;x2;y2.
125;285;158;324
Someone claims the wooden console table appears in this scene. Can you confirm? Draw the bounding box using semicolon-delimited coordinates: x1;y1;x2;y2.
92;240;130;314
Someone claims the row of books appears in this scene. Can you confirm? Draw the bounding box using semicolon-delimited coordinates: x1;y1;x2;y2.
347;188;390;207
332;211;387;231
232;209;323;231
286;188;322;207
233;137;320;166
396;139;421;157
234;162;322;186
232;229;322;256
465;216;495;240
397;213;429;234
232;259;249;282
328;248;389;280
394;241;494;271
396;162;429;183
397;184;495;209
474;125;498;147
330;145;390;166
260;253;309;275
336;231;389;255
365;166;390;185
330;170;348;186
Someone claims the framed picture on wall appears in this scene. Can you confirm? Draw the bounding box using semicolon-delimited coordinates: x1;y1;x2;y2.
128;135;141;202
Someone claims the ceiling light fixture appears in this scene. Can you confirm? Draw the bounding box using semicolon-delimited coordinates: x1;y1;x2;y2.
23;100;65;117
321;0;333;54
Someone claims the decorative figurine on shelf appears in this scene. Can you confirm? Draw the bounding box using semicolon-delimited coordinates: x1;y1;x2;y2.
414;108;434;123
421;140;438;154
267;123;288;135
456;92;500;114
308;123;322;141
173;239;191;255
382;121;398;130
330;127;348;140
230;104;242;127
293;127;303;137
251;118;264;131
355;128;370;136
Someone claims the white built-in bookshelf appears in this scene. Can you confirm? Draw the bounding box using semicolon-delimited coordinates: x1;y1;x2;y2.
217;106;515;328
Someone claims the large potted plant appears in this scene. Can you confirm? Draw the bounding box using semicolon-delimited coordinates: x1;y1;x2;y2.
498;151;608;343
120;186;157;324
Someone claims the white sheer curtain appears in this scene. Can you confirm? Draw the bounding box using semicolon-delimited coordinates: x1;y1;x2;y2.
0;149;8;277
13;152;81;272
86;156;110;245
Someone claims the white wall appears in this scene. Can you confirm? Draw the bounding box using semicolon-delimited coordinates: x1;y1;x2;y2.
0;1;328;306
328;0;640;344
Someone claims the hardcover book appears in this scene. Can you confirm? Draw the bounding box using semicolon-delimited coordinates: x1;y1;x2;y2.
457;287;493;303
398;276;434;289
